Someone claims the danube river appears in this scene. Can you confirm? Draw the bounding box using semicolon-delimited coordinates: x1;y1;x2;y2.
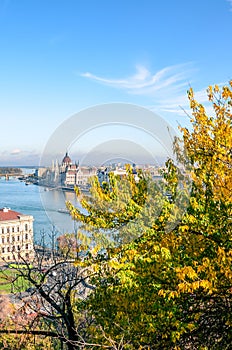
0;173;81;244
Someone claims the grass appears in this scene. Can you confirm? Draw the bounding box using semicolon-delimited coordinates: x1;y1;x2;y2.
0;268;30;294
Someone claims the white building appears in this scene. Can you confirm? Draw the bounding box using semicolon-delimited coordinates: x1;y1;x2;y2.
97;165;140;185
0;208;34;263
60;152;97;188
34;167;48;178
76;166;97;187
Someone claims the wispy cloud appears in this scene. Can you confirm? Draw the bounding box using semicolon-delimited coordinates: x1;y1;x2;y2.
10;148;22;155
81;63;198;116
157;86;210;114
81;63;194;97
81;64;223;119
157;82;228;119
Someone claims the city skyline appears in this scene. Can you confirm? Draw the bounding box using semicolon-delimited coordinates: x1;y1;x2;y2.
0;0;232;165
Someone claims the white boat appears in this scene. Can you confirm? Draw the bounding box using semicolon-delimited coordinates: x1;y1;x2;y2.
58;208;70;214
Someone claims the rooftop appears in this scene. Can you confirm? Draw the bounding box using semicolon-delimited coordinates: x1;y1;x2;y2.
62;152;72;165
0;208;22;221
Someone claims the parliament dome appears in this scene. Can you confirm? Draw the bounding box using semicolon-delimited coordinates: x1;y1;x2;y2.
62;152;72;165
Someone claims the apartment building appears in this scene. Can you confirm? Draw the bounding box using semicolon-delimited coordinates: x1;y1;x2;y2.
0;208;34;263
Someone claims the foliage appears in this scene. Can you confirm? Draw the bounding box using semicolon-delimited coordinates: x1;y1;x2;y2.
66;162;189;247
69;82;232;349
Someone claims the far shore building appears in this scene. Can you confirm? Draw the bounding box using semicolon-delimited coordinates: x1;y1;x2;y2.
60;152;79;186
0;208;34;263
40;152;98;188
97;164;140;185
34;167;47;178
37;152;164;189
60;152;97;187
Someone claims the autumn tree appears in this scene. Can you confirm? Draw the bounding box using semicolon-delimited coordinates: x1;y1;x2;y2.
66;82;232;349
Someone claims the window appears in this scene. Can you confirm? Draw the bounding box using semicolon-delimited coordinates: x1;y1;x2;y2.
17;236;20;241
2;248;5;253
2;237;4;244
7;237;9;243
25;244;29;250
25;224;28;231
12;227;15;233
7;247;10;252
17;245;20;251
12;236;15;242
17;227;20;232
25;233;28;240
1;228;4;234
7;227;10;233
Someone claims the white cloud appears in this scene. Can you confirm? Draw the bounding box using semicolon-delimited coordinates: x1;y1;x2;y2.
10;148;22;155
81;63;194;97
81;63;198;118
158;86;209;113
156;83;227;120
81;64;224;120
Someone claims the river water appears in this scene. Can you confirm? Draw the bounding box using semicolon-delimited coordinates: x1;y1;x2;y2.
0;172;81;244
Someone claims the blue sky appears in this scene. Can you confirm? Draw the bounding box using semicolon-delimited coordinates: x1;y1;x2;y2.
0;0;232;165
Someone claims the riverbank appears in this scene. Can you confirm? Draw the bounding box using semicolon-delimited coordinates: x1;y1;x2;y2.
0;177;80;242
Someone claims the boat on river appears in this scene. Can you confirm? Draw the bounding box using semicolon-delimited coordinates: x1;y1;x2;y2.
58;208;70;214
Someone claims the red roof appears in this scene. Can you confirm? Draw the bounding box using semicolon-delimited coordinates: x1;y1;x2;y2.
0;208;22;221
70;165;77;170
62;152;72;165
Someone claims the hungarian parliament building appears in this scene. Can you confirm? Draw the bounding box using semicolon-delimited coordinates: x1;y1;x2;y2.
36;152;98;190
35;152;162;191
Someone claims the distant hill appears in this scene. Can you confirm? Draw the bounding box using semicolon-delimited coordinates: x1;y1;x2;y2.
0;167;23;174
